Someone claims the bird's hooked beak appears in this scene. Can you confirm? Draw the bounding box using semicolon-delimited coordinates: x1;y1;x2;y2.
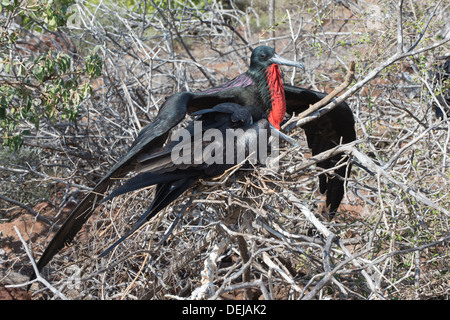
269;54;305;71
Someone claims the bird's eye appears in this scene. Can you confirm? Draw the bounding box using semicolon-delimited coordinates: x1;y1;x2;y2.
260;53;267;59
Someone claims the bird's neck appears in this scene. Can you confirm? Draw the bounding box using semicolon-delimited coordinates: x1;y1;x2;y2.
247;64;286;130
264;64;286;130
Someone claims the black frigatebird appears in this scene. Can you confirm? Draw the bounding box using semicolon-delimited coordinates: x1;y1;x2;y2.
29;45;356;283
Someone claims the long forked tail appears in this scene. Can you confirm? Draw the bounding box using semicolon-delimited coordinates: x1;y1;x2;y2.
28;177;113;288
99;175;198;257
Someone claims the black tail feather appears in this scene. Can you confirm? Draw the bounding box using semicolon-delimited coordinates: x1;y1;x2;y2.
101;171;200;203
99;176;198;257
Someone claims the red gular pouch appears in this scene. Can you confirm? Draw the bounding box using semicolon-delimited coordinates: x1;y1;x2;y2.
266;64;286;130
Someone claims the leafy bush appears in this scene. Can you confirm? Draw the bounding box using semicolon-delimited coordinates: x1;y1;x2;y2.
0;0;102;150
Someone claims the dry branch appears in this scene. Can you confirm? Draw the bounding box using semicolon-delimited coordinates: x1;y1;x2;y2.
7;227;68;300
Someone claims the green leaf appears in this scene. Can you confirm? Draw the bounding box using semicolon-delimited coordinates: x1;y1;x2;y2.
81;82;92;98
33;65;45;83
17;64;23;76
58;54;71;73
0;95;6;108
48;16;57;27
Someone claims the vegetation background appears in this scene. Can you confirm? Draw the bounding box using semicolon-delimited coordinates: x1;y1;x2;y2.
0;0;449;300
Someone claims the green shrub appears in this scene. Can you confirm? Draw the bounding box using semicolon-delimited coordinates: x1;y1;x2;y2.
0;0;102;150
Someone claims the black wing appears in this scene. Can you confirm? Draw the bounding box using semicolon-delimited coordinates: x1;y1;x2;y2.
97;103;265;256
29;86;250;283
29;95;260;283
284;85;356;217
29;92;192;284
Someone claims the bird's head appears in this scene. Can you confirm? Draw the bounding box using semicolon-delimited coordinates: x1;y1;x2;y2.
249;45;305;73
248;46;304;130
